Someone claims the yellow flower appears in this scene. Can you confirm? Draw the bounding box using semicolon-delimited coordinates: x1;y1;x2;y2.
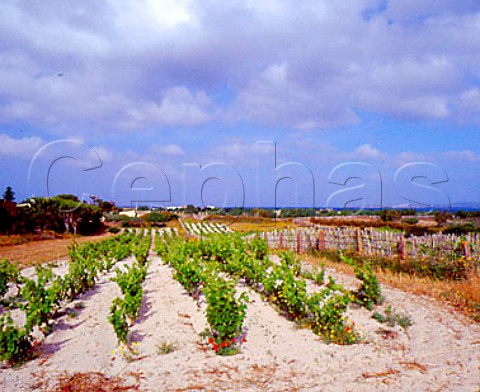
112;350;116;355
133;349;138;355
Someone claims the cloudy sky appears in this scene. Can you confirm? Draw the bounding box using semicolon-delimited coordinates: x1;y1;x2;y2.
0;0;479;209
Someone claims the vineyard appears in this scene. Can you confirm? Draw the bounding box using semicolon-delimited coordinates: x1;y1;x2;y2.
0;229;479;391
180;220;233;237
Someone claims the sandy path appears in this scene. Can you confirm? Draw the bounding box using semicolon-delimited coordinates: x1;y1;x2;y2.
0;232;478;391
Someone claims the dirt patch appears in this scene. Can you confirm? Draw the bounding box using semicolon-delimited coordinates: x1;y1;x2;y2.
0;233;111;268
53;371;140;392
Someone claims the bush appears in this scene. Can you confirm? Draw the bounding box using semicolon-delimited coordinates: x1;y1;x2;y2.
0;313;35;366
372;305;412;330
354;263;382;310
0;259;19;298
145;211;178;223
402;217;418;225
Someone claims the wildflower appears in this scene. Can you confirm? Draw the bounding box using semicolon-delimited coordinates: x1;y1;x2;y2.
133;349;138;355
231;338;235;344
221;342;226;348
213;344;219;351
208;337;214;344
112;349;116;355
33;340;38;348
242;338;247;343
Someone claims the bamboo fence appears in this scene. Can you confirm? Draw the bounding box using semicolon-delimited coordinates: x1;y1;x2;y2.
260;226;480;261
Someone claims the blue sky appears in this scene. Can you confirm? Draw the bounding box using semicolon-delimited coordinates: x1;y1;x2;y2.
0;0;479;209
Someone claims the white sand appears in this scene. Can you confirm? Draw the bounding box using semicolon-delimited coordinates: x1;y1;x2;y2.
1;230;479;391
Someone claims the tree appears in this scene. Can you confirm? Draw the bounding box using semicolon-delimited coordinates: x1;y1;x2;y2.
3;186;15;203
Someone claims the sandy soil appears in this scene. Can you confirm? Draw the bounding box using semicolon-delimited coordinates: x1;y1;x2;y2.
1;230;479;391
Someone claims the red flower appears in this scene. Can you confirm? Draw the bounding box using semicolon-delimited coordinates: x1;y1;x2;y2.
346;327;351;333
231;338;235;344
33;340;38;347
242;338;247;343
221;342;226;348
213;344;219;351
208;337;214;344
225;340;230;347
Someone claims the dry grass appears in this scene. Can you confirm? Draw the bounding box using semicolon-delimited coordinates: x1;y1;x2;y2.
202;217;297;233
0;233;112;269
0;232;64;247
361;368;400;379
166;219;186;234
54;371;139;392
304;254;480;323
399;361;428;374
229;220;297;232
177;363;306;391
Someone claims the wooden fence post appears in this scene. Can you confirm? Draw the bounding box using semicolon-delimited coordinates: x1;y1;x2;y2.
397;236;406;261
461;240;471;258
318;230;325;251
356;228;363;254
297;232;302;253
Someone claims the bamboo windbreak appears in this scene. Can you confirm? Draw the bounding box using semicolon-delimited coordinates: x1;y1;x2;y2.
260;226;480;261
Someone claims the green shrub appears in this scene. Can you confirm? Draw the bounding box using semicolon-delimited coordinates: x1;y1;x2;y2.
372;305;412;330
354;263;382;310
0;313;35;366
0;259;19;298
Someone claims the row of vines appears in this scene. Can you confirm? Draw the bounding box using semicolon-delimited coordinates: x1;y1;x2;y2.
0;229;144;366
155;232;382;353
109;229;152;351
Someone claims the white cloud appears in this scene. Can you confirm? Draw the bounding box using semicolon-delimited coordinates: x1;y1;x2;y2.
0;0;479;134
443;150;480;162
149;144;185;156
354;144;381;158
90;146;113;163
0;133;44;158
456;88;480;123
